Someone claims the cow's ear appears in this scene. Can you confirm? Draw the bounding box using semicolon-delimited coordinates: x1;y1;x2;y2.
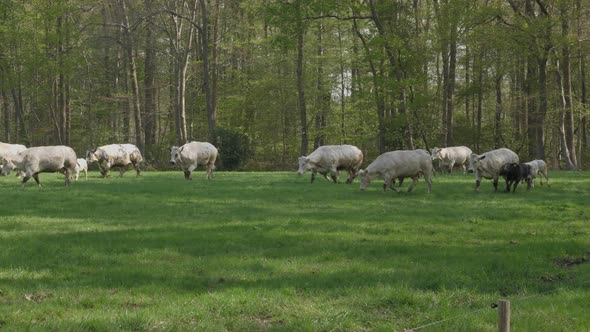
359;169;366;176
305;157;311;162
478;155;486;160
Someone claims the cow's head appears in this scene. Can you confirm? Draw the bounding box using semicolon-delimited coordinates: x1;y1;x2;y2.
358;169;371;191
1;158;15;176
86;148;98;163
467;153;485;174
297;156;310;176
431;147;441;160
170;146;180;165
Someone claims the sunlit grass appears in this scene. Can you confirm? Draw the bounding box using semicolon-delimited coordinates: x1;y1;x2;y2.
0;170;589;331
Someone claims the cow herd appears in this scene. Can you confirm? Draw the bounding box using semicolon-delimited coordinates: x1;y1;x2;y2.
0;140;550;192
298;144;550;193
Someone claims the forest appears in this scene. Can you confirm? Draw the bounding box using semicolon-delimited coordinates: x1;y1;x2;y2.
0;0;589;170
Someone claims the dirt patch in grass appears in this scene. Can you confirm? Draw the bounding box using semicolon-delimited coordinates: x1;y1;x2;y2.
554;254;589;268
24;292;52;303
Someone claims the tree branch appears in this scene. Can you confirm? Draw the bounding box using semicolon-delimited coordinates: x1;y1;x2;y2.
302;14;373;21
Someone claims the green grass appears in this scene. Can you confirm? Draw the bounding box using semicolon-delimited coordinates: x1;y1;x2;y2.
0;170;589;331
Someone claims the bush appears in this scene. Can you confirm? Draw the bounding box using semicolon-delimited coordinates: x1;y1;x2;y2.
215;127;253;170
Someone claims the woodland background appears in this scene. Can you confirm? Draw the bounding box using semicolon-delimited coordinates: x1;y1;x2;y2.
0;0;589;170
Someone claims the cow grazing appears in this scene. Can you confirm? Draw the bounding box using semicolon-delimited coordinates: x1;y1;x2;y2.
358;149;433;193
1;145;77;187
86;144;142;177
297;145;363;184
74;158;88;181
431;146;472;174
467;148;519;192
170;141;218;180
500;162;533;192
524;159;550;188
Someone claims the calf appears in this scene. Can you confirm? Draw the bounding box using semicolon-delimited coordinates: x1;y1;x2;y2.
524;159;550;188
74;158;88;180
499;163;533;192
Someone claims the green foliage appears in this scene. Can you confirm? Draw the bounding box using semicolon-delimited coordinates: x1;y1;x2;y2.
215;127;253;170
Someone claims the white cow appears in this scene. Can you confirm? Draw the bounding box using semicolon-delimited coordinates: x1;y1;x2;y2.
467;148;519;192
121;144;144;175
86;144;142;177
1;145;77;187
297;145;364;184
170;141;218;180
431;146;472;174
358;149;433;193
74;158;88;181
524;159;550;188
0;142;27;177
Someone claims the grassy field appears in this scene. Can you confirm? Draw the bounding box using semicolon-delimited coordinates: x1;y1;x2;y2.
0;170;589;331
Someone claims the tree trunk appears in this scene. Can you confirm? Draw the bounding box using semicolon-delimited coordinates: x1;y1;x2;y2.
199;0;217;145
354;19;385;154
556;58;576;170
475;50;484;152
536;55;548;160
120;0;144;153
2;89;10;142
561;7;577;167
445;20;457;146
314;19;326;150
144;0;157;151
296;2;308;156
494;74;503;148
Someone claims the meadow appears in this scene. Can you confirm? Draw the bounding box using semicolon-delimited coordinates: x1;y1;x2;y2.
0;170;589;331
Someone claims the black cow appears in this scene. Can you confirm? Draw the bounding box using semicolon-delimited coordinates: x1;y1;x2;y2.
499;163;533;192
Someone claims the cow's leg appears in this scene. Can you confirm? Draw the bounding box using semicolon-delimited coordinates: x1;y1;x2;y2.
407;176;419;192
512;179;520;192
32;174;42;187
526;178;532;191
134;162;141;176
505;179;511;193
542;170;550;187
21;174;32;188
188;165;199;180
84;169;88;180
388;176;401;193
119;166;127;177
64;169;72;187
75;169;80;181
311;169;317;183
475;176;482;192
184;170;191;180
100;165;109;178
448;161;455;174
397;177;405;187
330;168;338;183
346;169;353;184
493;176;499;192
206;163;213;180
424;174;432;193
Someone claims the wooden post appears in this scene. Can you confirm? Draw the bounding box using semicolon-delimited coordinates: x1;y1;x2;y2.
498;299;510;332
